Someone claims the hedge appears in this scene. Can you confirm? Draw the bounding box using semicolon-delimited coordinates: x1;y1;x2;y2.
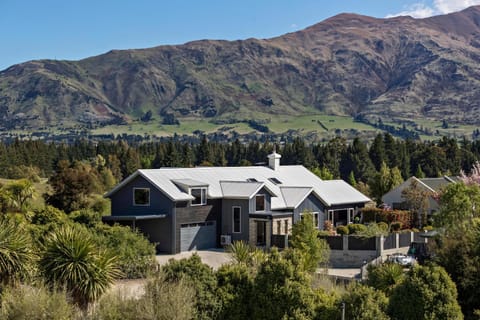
361;208;412;229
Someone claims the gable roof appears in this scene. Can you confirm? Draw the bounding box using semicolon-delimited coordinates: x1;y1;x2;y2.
220;181;275;199
106;165;371;209
419;176;456;192
280;186;314;209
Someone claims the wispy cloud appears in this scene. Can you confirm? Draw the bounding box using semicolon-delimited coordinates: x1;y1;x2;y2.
386;0;480;18
386;3;435;18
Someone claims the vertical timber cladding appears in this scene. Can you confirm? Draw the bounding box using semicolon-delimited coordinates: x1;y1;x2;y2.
175;199;222;253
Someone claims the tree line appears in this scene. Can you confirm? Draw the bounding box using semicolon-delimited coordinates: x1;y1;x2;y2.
1;134;480;182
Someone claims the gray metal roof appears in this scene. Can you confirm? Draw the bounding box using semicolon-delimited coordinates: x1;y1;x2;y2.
419;177;455;192
106;165;371;208
280;186;313;208
220;181;265;199
172;179;209;190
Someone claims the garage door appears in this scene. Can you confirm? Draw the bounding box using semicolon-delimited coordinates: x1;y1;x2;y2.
180;221;216;252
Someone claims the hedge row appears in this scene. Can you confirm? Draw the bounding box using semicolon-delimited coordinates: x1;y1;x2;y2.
361;208;412;229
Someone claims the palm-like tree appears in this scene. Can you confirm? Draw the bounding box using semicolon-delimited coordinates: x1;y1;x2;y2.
39;225;121;308
0;219;35;287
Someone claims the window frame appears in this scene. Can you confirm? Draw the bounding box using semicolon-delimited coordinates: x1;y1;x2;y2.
190;187;207;206
232;206;241;233
255;194;266;212
133;188;150;206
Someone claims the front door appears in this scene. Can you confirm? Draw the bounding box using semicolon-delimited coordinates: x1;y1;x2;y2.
256;221;266;245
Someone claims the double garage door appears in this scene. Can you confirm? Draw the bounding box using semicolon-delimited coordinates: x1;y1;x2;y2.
180;221;217;252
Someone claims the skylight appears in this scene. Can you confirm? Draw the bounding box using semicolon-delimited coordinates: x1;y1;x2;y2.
247;178;258;182
268;177;282;185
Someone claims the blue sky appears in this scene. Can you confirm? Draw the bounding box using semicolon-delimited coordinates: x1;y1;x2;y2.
0;0;478;71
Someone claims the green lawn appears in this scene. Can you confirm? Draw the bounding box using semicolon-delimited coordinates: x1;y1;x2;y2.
91;114;378;137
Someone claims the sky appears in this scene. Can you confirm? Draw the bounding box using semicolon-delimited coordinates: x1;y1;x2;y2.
1;0;479;71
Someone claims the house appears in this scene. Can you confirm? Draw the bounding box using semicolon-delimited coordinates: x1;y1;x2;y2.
381;176;458;223
104;152;371;253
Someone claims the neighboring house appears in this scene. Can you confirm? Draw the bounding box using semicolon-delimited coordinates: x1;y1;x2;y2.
104;152;371;254
381;176;458;218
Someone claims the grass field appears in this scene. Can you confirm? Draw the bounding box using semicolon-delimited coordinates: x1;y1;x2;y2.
91;114;379;137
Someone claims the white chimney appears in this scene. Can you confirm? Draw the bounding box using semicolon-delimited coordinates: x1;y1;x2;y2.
267;150;281;170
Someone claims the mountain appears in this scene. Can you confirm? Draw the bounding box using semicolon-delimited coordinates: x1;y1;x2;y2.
2;6;480;130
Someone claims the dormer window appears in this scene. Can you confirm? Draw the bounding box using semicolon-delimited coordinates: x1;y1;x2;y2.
255;194;265;212
191;187;207;206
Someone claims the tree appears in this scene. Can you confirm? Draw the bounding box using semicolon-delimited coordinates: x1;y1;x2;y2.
460;161;480;185
388;265;463;320
0;219;35;287
366;262;404;295
216;263;254;320
370;162;392;203
414;164;426;178
250;249;318;320
343;282;389;320
2;179;36;212
401;179;431;227
45;160;102;213
161;254;220;320
348;170;357;187
290;212;330;272
312;166;334;180
435;219;480;319
39;225;121;308
435;183;480;232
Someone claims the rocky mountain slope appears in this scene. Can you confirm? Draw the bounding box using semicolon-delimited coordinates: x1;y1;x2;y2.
2;6;480;130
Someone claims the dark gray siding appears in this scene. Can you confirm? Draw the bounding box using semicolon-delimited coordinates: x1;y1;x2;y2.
110;175;173;216
294;194;325;223
108;175;175;253
175;199;222;254
136;218;172;253
221;199;250;242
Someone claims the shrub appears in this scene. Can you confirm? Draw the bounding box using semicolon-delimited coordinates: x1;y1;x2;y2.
423;225;434;231
31;205;68;225
342;282;389;320
361;208;412;229
69;209;102;227
0;218;35;287
39;225;122;308
336;225;349;235
92;274;195;320
391;222;402;232
162;254;220;320
377;222;389;232
347;223;367;235
93;224;157;279
0;284;78;320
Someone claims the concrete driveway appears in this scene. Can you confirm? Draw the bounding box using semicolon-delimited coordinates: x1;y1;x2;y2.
156;248;232;270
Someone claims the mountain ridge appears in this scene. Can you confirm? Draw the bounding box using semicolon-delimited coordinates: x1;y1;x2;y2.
2;6;480;130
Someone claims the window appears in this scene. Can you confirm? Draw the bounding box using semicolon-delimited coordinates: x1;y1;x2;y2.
313;213;319;228
255;194;265;212
232;207;241;233
191;187;207;206
284;219;289;234
247;178;258;182
133;188;150;206
277;220;281;234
